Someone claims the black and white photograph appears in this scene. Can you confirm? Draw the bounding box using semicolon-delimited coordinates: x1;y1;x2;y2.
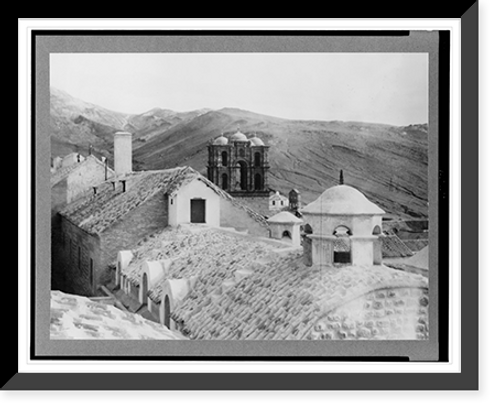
9;8;488;407
48;49;431;343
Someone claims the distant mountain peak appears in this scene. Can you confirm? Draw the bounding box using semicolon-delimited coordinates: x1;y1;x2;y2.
140;107;175;117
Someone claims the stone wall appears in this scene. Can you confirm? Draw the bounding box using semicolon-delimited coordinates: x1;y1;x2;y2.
51;180;68;290
55;217;102;296
51;179;68;220
101;191;170;286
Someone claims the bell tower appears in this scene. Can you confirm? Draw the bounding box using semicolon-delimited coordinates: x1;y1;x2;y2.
207;130;270;196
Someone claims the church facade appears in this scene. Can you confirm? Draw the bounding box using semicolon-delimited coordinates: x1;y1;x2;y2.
206;130;270;196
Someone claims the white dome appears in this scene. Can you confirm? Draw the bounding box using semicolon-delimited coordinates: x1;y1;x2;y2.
230;130;248;142
212;135;229;145
301;185;385;215
249;136;265;146
268;211;303;224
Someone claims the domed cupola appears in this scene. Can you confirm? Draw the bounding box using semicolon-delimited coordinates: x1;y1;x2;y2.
249;136;265;146
301;185;385;216
230;129;248;142
212;134;229;146
300;180;385;268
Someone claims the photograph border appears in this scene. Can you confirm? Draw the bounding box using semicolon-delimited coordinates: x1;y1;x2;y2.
9;12;474;390
35;29;440;362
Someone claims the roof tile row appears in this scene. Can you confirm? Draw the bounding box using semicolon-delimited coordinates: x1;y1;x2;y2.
60;166;269;235
120;226;288;305
173;251;428;340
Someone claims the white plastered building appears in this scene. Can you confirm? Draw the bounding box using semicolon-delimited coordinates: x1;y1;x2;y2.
300;184;385;266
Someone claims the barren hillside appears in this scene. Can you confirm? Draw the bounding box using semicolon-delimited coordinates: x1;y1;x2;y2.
50;89;428;219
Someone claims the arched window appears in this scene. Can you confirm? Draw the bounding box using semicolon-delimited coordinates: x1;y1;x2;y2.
239;148;245;157
332;225;351;264
222;173;228;190
254;152;261;166
333;225;352;237
221;151;228;166
303;224;313;234
372;225;382;235
282;230;292;239
254;173;262;190
236;160;248;190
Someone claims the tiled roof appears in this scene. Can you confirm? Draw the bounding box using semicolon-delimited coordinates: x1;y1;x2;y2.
404;246;429;270
121;226;288;304
50;291;186;340
381;235;414;258
308;285;429;340
60;166;269;235
269;192;288;201
172;252;428;340
60;168;179;234
229;196;273;218
384;220;428;233
402;239;429;252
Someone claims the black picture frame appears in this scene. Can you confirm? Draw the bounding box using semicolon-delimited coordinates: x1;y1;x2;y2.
9;9;478;391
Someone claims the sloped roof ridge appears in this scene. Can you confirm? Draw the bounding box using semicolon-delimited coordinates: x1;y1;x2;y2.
174;169;269;229
51;154;112;187
51;161;81;186
381;234;414;258
61;167;190;234
60;180;115;217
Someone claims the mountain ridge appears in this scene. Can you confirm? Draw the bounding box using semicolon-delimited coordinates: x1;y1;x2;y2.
50;87;428;219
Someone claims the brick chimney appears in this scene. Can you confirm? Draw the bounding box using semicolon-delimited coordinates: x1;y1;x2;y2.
114;131;132;177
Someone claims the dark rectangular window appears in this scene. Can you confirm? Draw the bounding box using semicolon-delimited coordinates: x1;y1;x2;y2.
333;251;351;264
190;199;206;223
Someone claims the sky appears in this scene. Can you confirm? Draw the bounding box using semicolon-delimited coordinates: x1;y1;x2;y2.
50;53;428;126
